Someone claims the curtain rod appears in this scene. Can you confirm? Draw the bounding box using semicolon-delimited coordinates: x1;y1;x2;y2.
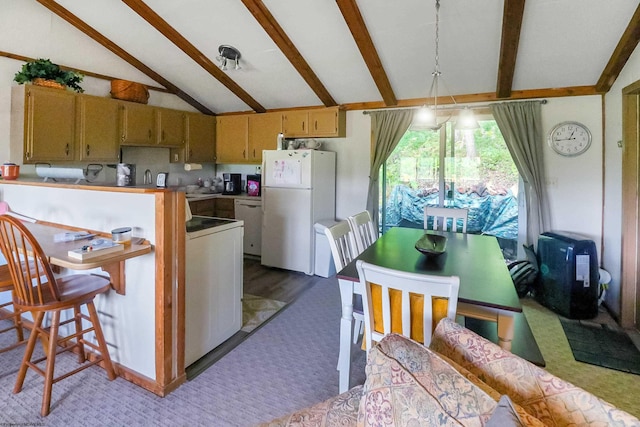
362;99;547;115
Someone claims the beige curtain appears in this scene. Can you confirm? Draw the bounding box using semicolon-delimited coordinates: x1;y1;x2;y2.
365;110;414;228
490;101;551;245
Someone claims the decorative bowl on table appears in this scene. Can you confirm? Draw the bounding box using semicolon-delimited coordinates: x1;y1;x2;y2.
415;233;447;257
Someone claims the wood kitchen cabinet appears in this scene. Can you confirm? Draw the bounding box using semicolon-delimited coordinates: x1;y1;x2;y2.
189;198;215;217
76;94;120;162
216;115;248;164
174;113;216;163
248;112;282;163
11;85;76;163
156;108;185;147
283;107;346;138
119;101;156;146
215;198;235;219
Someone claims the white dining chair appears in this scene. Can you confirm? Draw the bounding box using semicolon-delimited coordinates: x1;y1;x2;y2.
424;206;468;233
347;210;378;254
324;221;364;344
356;260;460;352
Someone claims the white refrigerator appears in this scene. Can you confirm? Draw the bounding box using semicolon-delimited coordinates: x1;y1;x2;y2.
261;150;336;274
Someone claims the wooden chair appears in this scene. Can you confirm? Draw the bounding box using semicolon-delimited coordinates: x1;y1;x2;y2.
0;215;116;416
347;210;378;254
324;221;364;344
0;264;26;354
356;260;459;352
424;206;468;233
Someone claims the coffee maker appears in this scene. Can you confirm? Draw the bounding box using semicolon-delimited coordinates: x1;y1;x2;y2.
222;173;242;195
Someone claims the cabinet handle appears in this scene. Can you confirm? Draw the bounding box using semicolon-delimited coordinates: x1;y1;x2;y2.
253;149;256;158
302;121;305;131
162;130;165;141
315;120;318;131
148;129;152;139
65;143;69;156
189;149;193;158
86;144;90;156
243;149;246;158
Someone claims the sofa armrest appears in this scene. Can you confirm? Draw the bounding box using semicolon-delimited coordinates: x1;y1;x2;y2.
258;385;362;427
430;318;640;426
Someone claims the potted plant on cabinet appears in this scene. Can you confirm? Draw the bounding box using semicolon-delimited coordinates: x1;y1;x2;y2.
13;58;84;92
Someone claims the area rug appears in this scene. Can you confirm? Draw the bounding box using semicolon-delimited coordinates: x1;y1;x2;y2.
241;293;286;333
559;318;640;375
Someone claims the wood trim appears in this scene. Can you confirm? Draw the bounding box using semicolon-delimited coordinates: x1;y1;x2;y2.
336;0;396;106
153;191;186;392
0;50;169;93
621;83;640;328
596;4;640;93
34;0;214;115
496;0;525;99
122;0;264;113
241;0;337;107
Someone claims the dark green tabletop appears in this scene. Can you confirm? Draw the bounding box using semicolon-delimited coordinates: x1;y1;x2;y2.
337;227;522;313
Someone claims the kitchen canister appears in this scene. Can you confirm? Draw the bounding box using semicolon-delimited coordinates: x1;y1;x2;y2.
111;227;132;244
116;163;136;187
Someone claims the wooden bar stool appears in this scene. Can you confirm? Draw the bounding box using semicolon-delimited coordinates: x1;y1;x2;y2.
0;215;116;416
0;264;26;354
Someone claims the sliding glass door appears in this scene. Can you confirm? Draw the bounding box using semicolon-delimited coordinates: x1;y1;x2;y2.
381;119;520;259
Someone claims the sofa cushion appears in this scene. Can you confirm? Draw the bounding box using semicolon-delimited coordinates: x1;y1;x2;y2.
486;395;524;427
359;333;501;426
430;317;640;426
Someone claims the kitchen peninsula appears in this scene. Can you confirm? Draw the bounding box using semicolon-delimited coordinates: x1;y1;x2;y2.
0;180;187;397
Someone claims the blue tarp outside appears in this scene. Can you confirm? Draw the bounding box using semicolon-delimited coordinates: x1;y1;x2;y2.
384;185;519;240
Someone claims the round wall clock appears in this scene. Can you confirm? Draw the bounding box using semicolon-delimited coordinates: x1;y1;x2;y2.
548;121;592;157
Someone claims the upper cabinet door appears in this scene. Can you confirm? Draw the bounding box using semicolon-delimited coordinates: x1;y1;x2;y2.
216;115;248;164
77;95;119;162
157;108;185;147
310;107;346;137
186;113;216;163
120;101;155;146
25;86;76;163
248;112;282;163
282;110;308;137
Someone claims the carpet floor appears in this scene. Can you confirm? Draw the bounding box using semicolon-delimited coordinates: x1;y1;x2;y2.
0;277;367;426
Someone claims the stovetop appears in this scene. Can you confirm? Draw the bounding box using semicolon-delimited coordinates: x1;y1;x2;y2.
186;216;237;233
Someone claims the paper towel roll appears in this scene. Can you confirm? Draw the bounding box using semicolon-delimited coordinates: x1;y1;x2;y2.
36;167;86;181
184;163;203;171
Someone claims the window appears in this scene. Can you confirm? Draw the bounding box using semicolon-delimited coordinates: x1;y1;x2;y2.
380;119;519;259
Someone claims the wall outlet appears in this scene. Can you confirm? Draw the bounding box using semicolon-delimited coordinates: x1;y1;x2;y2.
255;165;262;174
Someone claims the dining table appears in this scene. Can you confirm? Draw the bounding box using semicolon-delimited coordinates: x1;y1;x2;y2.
336;227;525;393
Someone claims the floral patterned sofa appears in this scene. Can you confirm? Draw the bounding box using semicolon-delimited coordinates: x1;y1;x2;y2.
262;318;640;426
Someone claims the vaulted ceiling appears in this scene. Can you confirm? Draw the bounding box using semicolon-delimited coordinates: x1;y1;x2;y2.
3;0;640;115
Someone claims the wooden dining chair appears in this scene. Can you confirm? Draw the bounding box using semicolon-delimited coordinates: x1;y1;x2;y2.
0;215;116;416
0;264;26;354
324;221;364;343
347;210;378;254
424;206;468;233
356;260;460;352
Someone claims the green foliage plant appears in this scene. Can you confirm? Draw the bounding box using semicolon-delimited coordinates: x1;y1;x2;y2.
13;58;84;93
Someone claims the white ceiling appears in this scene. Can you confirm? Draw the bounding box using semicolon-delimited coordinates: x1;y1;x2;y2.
3;0;639;114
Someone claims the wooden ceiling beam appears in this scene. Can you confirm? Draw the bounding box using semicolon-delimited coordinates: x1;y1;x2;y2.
241;0;337;107
122;0;265;113
35;0;212;114
336;0;397;106
496;0;526;99
0;50;169;93
341;85;598;112
596;4;640;93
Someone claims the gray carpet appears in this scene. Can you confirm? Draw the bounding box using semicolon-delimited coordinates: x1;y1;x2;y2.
0;278;367;426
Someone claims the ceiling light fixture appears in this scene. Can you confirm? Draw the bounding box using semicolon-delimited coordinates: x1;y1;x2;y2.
216;45;241;71
414;0;477;131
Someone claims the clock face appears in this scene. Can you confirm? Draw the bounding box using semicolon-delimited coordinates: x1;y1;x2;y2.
548;121;592;157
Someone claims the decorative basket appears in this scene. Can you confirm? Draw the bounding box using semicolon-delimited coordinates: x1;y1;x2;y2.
32;78;65;90
110;79;149;104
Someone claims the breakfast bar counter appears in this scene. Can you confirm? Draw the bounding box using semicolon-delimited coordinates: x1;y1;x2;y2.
0;180;186;397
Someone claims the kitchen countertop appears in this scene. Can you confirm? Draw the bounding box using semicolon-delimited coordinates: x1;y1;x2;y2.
185;192;261;201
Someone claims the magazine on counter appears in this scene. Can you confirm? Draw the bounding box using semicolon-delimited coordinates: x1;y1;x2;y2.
68;238;124;260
